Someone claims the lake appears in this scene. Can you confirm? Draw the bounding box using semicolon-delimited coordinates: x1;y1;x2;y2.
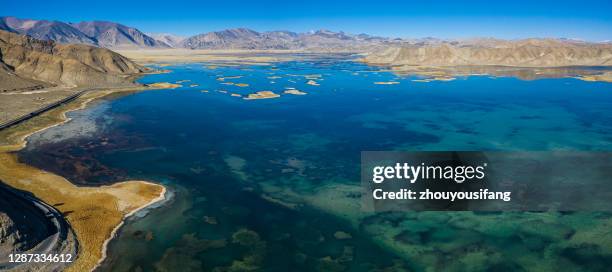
20;56;612;271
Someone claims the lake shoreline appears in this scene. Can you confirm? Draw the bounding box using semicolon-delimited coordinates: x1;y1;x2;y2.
93;184;168;271
0;83;176;272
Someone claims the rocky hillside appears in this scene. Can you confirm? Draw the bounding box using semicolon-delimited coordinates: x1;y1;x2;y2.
0;185;54;259
0;60;50;92
0;17;166;49
0;213;25;257
0;30;147;88
363;39;612;67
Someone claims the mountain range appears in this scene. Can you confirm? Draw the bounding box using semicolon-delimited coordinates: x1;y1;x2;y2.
4;16;611;53
363;38;612;67
1;16;611;69
0;16;397;50
178;28;394;50
0;16;167;49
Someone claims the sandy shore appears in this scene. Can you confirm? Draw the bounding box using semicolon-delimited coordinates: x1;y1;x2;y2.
362;61;612;83
93;184;167;271
116;49;305;64
576;71;612;83
0;84;175;272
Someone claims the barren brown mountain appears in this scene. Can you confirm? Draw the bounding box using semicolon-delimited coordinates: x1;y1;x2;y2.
0;16;97;45
363;39;612;67
0;30;146;90
71;21;168;49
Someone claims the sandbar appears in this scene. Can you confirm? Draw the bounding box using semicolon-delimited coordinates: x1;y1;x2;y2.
373;81;400;85
576;71;612;83
217;76;243;81
146;82;182;89
283;89;307;95
412;77;456;82
243;91;280;100
306;80;320;86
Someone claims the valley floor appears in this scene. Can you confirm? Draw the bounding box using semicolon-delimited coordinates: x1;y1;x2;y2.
0;87;80;124
116;49;321;64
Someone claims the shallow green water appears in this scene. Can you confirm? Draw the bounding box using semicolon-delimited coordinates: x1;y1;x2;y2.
20;56;612;271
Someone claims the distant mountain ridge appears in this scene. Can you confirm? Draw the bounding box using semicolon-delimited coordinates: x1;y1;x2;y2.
179;28;394;50
146;33;185;47
0;16;167;49
0;17;398;51
2;15;611;67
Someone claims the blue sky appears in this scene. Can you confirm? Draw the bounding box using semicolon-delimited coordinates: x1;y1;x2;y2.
4;0;612;41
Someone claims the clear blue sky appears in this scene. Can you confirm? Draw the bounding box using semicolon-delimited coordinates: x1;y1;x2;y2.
4;0;612;41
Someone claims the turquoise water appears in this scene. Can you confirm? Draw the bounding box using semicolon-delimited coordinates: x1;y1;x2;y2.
21;57;612;271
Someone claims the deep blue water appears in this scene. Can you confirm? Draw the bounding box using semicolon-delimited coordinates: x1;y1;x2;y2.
20;58;612;271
